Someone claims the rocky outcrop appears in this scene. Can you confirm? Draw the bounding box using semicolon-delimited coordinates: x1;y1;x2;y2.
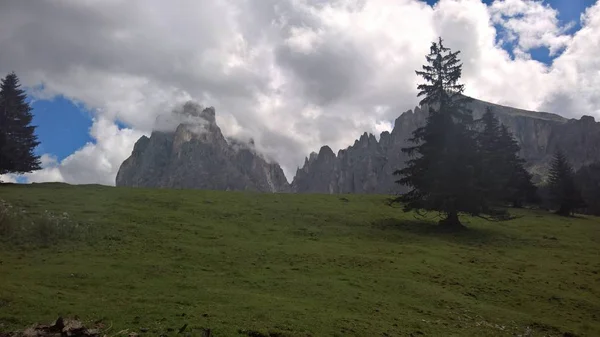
292;97;600;194
116;102;290;192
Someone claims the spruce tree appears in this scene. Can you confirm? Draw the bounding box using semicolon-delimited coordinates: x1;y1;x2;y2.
0;72;41;175
394;37;487;228
475;109;537;208
476;108;504;204
497;125;537;207
548;150;584;216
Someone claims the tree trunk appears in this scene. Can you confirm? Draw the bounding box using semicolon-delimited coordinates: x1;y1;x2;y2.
439;211;463;228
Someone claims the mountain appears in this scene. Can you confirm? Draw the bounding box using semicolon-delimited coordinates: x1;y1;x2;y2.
291;97;600;194
117;98;600;195
116;102;290;192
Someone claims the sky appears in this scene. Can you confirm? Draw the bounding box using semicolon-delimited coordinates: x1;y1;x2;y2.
0;0;599;185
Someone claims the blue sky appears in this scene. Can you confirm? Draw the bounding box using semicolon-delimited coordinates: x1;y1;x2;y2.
30;96;94;160
2;0;598;184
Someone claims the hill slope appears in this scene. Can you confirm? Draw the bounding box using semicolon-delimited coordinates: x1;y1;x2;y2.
0;184;599;336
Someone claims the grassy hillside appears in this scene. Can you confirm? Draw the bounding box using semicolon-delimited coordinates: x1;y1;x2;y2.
0;183;599;336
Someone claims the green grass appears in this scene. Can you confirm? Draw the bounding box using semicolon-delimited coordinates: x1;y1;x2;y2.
0;183;599;336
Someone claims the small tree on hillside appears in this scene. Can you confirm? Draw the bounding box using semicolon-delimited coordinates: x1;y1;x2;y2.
0;72;41;176
548;150;584;216
393;37;492;228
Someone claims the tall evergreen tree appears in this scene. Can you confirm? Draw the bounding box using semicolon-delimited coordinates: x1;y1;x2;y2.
497;125;537;207
393;37;489;228
476;108;504;204
0;72;41;175
548;150;584;216
475;109;537;208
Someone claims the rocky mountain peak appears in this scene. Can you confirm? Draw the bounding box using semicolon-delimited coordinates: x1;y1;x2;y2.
175;101;215;122
116;102;290;192
171;104;227;151
317;146;335;160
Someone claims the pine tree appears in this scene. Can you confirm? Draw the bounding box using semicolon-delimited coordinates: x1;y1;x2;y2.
475;109;537;208
497;125;537;207
548;150;584;216
476;108;504;204
393;37;488;228
0;72;41;176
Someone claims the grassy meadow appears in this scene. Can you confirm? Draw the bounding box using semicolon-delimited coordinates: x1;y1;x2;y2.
0;183;598;336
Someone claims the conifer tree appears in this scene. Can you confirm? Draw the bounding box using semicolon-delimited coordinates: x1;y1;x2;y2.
0;72;41;176
497;125;537;207
476;108;504;204
548;150;584;216
475;109;537;208
394;37;489;228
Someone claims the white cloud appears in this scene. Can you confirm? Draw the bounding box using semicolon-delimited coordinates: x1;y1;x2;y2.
0;174;17;183
0;0;598;184
23;154;65;183
55;119;145;185
540;2;600;116
39;154;59;167
17;119;144;185
490;0;573;56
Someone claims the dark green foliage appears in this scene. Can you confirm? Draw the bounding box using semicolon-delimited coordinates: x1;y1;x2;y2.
394;37;488;227
475;108;504;205
414;38;469;109
548;150;585;216
475;109;537;208
0;72;41;176
505;163;539;208
498;125;537;207
574;162;600;215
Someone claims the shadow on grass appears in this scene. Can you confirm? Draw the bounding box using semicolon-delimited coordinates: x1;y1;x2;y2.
372;217;504;246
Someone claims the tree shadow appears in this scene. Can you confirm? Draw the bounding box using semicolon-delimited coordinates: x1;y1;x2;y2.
372;217;504;246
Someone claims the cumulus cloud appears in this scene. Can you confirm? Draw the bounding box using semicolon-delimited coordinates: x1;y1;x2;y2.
16;120;144;185
0;174;17;183
24;154;64;183
490;0;573;56
0;0;598;184
153;101;211;133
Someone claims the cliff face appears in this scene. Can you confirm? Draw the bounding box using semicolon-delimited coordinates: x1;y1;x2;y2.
291;97;600;193
116;102;290;192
